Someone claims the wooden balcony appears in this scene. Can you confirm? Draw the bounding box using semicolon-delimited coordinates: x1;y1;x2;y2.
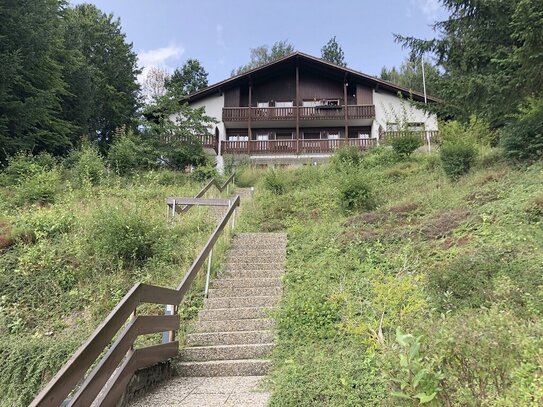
222;105;375;122
383;130;440;144
221;138;377;155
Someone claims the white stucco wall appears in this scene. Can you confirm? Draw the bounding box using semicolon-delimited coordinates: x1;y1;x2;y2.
373;89;438;136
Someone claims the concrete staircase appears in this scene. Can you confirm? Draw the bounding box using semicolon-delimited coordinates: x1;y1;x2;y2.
178;232;286;377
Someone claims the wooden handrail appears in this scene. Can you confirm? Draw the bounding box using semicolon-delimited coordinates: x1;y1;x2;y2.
30;194;241;407
175;173;236;214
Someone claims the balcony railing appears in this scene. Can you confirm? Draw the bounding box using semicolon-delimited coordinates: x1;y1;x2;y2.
221;138;377;155
222;105;375;122
383;130;440;144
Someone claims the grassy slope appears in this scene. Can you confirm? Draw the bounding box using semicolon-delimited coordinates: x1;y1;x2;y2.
238;149;543;406
0;168;219;406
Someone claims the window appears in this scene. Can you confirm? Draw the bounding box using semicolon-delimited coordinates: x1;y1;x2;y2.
275;131;293;140
275;101;293;107
407;122;425;131
255;132;269;141
326;131;340;140
387;122;400;131
257;102;269;108
303;100;319;107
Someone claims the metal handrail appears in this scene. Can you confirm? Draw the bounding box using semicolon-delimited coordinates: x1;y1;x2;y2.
30;195;241;407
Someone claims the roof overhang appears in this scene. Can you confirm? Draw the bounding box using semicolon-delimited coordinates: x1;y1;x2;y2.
184;52;440;104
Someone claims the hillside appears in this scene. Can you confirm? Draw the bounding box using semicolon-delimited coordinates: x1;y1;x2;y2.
0;149;219;406
237;147;543;406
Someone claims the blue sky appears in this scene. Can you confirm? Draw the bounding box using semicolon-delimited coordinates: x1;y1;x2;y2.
70;0;446;85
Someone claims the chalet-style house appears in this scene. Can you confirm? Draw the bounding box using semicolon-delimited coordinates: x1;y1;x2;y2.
184;52;439;165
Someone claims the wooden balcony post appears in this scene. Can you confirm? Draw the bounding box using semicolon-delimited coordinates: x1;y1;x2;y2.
248;81;252;155
344;76;349;144
295;59;300;154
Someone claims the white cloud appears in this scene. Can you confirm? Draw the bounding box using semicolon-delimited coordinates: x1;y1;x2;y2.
137;43;184;88
415;0;440;22
216;24;225;48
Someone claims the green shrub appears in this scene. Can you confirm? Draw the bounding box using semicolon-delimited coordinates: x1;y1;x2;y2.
72;144;106;187
330;145;363;169
263;169;287;195
389;133;422;158
107;134;154;175
424;309;541;406
90;206;165;266
427;250;500;311
2;153;56;186
501;97;543;162
13;206;74;242
191;164;218;182
235;166;261;187
0;337;80;407
338;174;377;212
15;169;60;206
440;142;477;179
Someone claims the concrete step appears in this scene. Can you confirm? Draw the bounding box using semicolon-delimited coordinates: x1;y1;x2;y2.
226;255;286;264
187;330;274;346
220;269;282;279
223;262;284;271
177;359;271;377
182;343;273;362
207;286;282;298
204;295;279;309
193;318;274;333
199;307;275;321
212;277;281;289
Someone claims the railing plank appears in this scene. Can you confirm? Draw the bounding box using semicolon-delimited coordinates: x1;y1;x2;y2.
96;342;179;407
30;284;142;407
67;315;178;407
139;284;181;306
167;198;232;208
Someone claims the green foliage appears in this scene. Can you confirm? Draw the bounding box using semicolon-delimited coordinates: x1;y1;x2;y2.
191;164;218;182
389;133;422;158
107;132;155;175
338;174;377;212
439;117;495;147
0;337;80;407
427;250;499;311
501;97;543;162
380;58;441;96
2;153;56;186
395;0;543;127
62;4;140;146
330;145;364;169
321;36;346;66
424;309;541;405
15;169;60;206
386;328;443;406
234;164;260;187
13;206;74;243
165;59;208;97
440;142;477;180
71;143;106;187
263;169;287;195
232;40;294;76
89;205;165;267
0;0;73;162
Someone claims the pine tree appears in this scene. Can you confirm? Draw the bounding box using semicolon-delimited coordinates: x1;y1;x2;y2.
0;0;73;161
321;36;346;67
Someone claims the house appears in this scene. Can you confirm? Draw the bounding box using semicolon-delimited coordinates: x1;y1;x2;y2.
184;52;439;166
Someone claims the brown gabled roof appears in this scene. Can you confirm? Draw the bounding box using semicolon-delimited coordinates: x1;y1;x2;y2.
185;51;440;104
